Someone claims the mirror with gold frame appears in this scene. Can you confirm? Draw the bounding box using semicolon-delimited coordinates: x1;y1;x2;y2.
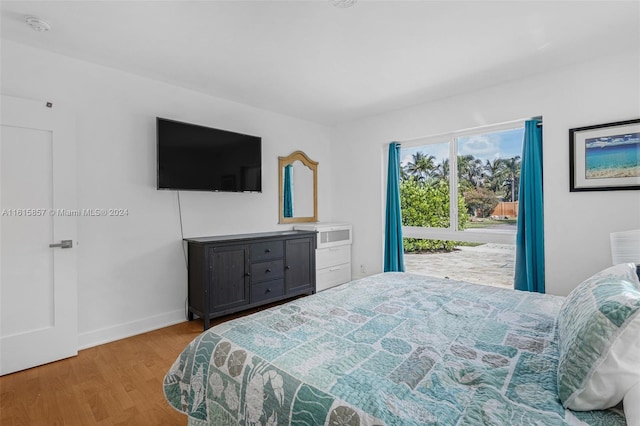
278;151;318;223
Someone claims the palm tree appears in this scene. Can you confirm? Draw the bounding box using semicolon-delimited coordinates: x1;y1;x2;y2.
405;152;436;182
433;158;450;181
502;156;521;202
484;158;505;195
399;165;410;182
458;155;484;188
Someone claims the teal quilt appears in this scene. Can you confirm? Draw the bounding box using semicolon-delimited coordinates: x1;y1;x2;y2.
164;272;627;425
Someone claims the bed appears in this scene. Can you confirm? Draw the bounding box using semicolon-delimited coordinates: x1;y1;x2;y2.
164;264;640;425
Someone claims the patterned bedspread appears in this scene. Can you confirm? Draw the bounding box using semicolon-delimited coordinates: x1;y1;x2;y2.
164;272;627;425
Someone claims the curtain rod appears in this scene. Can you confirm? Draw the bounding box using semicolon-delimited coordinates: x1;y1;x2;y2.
397;116;542;144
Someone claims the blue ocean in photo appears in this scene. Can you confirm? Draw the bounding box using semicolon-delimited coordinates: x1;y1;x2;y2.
585;142;640;179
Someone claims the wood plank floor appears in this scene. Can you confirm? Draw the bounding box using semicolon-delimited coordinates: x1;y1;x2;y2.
0;304;285;426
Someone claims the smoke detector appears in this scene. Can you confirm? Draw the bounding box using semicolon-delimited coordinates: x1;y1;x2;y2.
329;0;357;8
25;16;51;32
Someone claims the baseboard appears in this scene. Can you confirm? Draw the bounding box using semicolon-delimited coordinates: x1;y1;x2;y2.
78;309;186;350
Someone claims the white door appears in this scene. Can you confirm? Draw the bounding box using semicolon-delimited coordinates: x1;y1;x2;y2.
0;95;77;375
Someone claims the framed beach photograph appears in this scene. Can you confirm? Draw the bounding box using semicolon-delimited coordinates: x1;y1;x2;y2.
569;118;640;192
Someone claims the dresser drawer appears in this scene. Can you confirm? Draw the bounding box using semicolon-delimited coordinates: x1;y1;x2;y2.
317;226;352;249
251;241;283;262
316;263;351;292
251;260;284;283
316;245;351;270
251;279;284;303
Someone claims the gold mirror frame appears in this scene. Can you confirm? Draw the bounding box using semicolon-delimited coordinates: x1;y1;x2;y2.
278;150;318;223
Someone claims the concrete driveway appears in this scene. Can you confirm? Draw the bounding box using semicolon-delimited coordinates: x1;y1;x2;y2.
404;243;515;289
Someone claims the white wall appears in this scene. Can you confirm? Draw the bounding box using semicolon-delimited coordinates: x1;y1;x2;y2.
1;40;333;347
332;52;640;296
2;40;639;351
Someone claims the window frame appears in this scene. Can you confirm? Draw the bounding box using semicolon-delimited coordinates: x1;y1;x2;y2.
400;120;526;245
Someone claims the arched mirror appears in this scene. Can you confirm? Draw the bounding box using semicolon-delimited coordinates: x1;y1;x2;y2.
278;151;318;223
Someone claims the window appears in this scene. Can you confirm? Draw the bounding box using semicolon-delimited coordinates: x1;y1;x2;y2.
399;121;525;287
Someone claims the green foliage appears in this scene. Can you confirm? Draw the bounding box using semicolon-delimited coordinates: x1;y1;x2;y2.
399;147;521;253
403;238;456;252
400;179;468;253
401;179;449;227
403;151;522;202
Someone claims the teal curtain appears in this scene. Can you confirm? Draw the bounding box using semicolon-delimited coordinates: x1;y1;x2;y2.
283;164;293;218
515;119;545;293
384;142;405;272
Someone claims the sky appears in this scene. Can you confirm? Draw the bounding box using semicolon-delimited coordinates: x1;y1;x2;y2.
400;127;525;167
585;132;640;149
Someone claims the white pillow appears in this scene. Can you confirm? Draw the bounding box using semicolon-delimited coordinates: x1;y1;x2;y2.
557;263;640;410
625;381;640;426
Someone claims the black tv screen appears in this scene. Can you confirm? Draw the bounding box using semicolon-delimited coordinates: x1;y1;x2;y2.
157;118;262;192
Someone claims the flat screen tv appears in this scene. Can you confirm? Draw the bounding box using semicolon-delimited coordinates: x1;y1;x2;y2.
157;117;262;192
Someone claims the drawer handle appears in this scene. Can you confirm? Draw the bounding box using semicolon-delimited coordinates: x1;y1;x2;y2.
245;272;251;277
265;249;271;253
329;267;341;272
266;288;272;293
266;268;272;273
285;265;291;270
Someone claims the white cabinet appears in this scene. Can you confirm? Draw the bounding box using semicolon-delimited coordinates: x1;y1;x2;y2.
294;223;352;291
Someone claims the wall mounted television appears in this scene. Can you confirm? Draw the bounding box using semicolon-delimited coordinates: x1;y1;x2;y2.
157;117;262;192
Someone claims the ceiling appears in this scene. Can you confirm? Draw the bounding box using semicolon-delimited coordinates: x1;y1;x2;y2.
1;1;638;125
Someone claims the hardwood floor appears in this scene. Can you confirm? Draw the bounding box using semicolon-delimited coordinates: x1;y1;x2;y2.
0;304;284;426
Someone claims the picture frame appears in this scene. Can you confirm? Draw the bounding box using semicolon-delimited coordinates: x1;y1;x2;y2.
569;118;640;192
